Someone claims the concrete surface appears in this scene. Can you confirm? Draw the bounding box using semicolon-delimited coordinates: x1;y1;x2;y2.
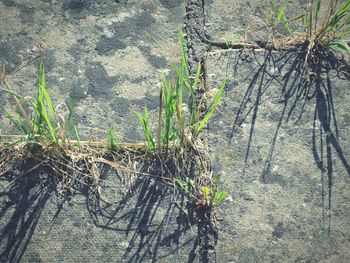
1;0;350;262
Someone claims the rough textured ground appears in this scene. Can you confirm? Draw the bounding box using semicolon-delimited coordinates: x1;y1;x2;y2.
1;0;350;262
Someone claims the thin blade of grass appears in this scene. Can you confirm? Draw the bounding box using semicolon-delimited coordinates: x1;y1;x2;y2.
194;79;226;136
337;28;350;38
187;64;201;125
330;39;350;54
73;125;81;147
157;87;163;152
270;0;292;34
66;95;81;146
0;105;29;135
274;4;287;25
178;30;190;77
107;123;117;151
135;105;155;151
0;87;25;99
213;191;228;206
314;0;321;32
36;64;57;143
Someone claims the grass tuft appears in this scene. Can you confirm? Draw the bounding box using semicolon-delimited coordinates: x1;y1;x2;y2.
266;0;350;56
0;62;81;146
1;32;228;213
136;31;226;153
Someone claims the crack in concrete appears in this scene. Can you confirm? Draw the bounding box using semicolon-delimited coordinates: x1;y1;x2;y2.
183;1;218;262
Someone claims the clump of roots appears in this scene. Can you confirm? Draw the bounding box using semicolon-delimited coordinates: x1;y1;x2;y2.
0;137;212;203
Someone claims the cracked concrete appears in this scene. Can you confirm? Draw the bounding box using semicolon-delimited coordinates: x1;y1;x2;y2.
1;0;350;262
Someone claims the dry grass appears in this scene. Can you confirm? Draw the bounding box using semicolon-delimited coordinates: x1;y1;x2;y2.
0;135;212;203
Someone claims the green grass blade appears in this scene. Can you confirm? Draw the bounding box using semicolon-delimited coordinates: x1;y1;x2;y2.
162;74;171;147
327;1;350;30
270;0;292;34
274;4;287;25
175;177;195;198
73;125;80;147
194;79;226;136
38;65;56;121
66;95;81;145
36;64;57;143
107;123;117;151
184;64;201;125
192;63;201;93
337;28;350;38
178;30;190;77
314;0;321;31
67;95;75;137
315;0;321;13
0;87;25;99
136;106;155;151
213;191;229;206
330;39;350;54
0;105;29;136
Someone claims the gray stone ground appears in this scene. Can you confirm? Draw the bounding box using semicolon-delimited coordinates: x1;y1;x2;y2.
1;0;350;262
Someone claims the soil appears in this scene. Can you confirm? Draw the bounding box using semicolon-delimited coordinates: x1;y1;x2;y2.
0;0;349;262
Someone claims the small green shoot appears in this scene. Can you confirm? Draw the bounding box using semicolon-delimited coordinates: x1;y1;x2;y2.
136;105;155;151
193;79;226;137
175;174;229;207
175;177;196;199
211;174;229;207
107;123;118;151
268;0;293;34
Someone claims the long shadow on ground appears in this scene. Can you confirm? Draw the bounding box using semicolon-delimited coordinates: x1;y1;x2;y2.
87;163;197;263
227;48;350;232
0;162;55;263
0;155;198;263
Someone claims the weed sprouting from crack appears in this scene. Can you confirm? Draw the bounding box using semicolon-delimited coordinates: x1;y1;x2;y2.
264;0;350;80
0;32;228;212
213;1;349;81
0;30;229;263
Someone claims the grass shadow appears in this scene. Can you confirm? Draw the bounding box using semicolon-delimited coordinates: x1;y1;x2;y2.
311;50;350;233
0;159;56;263
86;159;198;263
228;48;350;232
0;146;200;262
